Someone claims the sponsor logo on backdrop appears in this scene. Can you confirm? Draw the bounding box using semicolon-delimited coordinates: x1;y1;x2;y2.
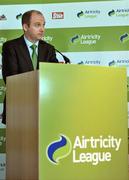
0;154;6;178
0;136;5;147
109;60;116;66
78;60;100;65
52;12;64;19
0;86;6;96
108;8;129;17
0;129;6;153
47;134;72;165
0;161;5;170
120;33;129;43
0;14;7;21
77;10;100;18
108;10;115;16
46;134;122;166
43;36;53;43
0;82;6;103
71;34;101;45
16;13;22;20
71;35;80;43
0;37;7;46
109;59;129;67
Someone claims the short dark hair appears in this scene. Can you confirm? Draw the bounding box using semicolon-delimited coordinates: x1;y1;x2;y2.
22;10;43;26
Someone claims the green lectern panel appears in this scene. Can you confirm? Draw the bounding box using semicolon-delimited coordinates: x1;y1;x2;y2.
39;63;128;180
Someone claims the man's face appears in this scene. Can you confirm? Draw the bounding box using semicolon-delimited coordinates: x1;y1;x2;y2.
23;12;45;42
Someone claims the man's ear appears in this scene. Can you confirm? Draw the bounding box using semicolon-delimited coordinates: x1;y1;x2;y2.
23;24;28;32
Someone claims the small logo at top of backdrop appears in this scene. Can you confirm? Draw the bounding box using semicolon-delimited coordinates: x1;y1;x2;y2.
77;10;100;18
52;12;64;19
120;33;129;43
77;11;84;18
0;14;7;21
46;134;72;165
108;10;115;16
108;8;129;17
16;13;22;20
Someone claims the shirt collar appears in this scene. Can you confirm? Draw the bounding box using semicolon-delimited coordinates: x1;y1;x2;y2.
24;36;39;48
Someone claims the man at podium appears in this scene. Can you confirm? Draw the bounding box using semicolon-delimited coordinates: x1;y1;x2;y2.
2;10;58;124
2;9;58;82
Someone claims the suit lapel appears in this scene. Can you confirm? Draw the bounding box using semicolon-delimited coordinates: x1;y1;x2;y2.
38;41;47;62
18;36;34;70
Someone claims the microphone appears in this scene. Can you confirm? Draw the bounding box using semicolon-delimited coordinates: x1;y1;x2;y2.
55;49;71;64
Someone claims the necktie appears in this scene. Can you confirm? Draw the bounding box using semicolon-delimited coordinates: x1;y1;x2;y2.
30;44;37;70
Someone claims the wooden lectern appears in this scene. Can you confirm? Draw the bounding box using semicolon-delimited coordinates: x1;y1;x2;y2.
6;70;39;180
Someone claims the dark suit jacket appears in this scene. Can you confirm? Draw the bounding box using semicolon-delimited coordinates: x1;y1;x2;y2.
2;35;58;82
2;35;58;124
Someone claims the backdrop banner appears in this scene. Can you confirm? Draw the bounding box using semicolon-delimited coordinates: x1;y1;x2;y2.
0;0;129;179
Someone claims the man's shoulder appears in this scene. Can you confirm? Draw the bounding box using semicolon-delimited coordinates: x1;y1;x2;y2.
39;40;54;49
3;36;23;47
